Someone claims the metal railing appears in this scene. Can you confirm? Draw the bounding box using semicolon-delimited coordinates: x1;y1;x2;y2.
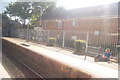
8;29;119;60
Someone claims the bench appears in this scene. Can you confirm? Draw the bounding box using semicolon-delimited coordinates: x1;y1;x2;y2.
85;46;118;62
85;46;101;57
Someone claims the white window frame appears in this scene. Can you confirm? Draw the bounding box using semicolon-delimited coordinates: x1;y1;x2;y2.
57;20;62;28
72;20;78;27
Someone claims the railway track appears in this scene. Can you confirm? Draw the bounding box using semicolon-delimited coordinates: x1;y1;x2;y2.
2;49;46;79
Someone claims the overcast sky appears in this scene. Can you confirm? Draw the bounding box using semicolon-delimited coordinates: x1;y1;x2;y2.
57;0;120;10
0;0;120;13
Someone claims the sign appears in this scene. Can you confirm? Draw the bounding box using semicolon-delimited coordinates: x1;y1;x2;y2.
72;36;77;40
94;31;100;35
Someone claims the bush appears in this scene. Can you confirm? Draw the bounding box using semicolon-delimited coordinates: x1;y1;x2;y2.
74;40;86;52
32;36;35;41
48;37;56;46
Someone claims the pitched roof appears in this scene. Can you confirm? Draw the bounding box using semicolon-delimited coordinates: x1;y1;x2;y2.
42;2;118;21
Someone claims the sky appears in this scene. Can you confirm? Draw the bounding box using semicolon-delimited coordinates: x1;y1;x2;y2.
57;0;120;10
0;0;120;13
0;0;16;13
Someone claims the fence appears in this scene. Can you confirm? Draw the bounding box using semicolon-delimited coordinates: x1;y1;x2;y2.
8;29;119;61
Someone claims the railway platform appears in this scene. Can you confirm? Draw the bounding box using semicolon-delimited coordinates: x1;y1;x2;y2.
0;63;11;78
1;37;119;78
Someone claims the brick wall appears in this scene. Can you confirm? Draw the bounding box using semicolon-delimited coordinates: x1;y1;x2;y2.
38;2;118;33
40;17;118;33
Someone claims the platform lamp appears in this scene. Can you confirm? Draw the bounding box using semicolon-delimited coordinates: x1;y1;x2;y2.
38;6;46;28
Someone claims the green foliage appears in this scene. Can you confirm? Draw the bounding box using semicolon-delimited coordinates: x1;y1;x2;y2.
5;2;59;27
74;40;86;52
31;2;57;25
42;6;66;19
2;13;12;27
6;2;31;19
5;2;33;28
48;37;56;46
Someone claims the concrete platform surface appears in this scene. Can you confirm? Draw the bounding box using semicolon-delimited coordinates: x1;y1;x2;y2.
2;37;118;78
0;63;11;78
14;38;118;70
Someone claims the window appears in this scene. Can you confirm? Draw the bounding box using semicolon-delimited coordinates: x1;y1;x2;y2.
94;31;100;35
57;20;63;28
72;20;78;27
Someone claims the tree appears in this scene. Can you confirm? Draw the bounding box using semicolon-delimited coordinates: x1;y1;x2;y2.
42;6;66;21
30;2;57;25
2;13;11;27
5;2;32;28
5;2;58;29
2;13;21;36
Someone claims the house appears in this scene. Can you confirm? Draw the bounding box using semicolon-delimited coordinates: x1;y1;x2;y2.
35;2;119;46
39;2;119;33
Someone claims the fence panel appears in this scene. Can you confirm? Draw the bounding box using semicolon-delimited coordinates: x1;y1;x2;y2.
9;29;119;60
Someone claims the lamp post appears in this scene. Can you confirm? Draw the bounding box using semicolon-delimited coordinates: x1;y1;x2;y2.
16;19;19;38
38;6;45;43
38;6;45;27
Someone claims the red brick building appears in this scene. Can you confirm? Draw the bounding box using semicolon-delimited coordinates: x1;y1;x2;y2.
35;2;119;45
38;2;119;33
